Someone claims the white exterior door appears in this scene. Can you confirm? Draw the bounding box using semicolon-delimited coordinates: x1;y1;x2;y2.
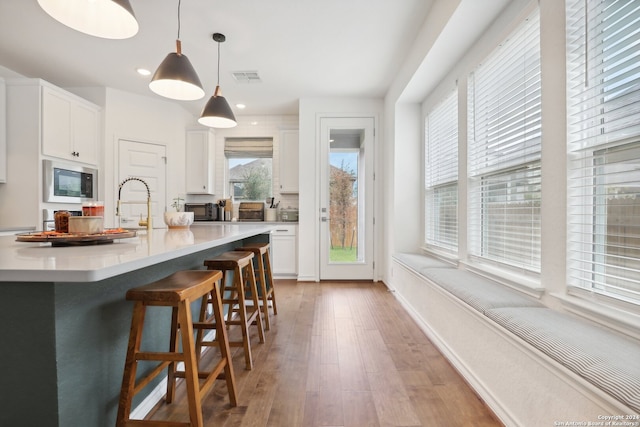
319;117;375;280
117;139;166;229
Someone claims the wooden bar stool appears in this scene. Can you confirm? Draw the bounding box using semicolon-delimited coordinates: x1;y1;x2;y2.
116;270;237;427
203;251;265;370
234;242;278;330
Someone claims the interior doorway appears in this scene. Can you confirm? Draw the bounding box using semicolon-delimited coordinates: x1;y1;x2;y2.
117;139;166;229
319;117;375;280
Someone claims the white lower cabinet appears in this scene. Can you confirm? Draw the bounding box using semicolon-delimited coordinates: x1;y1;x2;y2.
271;224;297;277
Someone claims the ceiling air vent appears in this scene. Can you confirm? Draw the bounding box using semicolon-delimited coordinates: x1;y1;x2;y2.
231;70;262;83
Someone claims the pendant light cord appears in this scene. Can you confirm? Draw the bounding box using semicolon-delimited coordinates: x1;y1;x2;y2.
177;0;182;40
217;41;221;86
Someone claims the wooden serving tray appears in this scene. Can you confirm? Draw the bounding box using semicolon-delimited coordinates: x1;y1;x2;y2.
16;229;137;246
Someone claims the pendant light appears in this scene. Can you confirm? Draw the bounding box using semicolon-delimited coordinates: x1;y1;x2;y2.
149;0;205;101
198;33;237;128
38;0;138;39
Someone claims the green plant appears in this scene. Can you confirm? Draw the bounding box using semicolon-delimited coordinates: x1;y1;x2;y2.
171;197;184;212
242;166;271;200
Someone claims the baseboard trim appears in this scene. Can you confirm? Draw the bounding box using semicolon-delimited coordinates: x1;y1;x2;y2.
389;260;635;424
128;330;216;420
129;378;168;420
391;287;518;427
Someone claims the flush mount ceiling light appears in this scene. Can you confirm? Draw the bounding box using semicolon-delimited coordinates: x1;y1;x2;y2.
149;0;204;101
38;0;138;39
198;33;237;128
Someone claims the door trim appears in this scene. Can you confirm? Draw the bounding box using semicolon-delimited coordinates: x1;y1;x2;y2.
316;114;378;281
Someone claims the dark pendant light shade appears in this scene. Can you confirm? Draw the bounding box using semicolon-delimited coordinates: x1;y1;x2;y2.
149;0;205;101
198;33;237;128
149;40;205;101
38;0;138;39
198;86;237;128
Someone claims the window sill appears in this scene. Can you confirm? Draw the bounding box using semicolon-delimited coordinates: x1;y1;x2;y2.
460;259;545;299
551;289;640;341
420;245;459;266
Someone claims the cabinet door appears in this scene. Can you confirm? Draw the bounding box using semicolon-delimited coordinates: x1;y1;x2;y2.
279;130;299;193
72;103;99;165
41;86;99;165
271;226;297;276
186;129;215;194
41;86;73;161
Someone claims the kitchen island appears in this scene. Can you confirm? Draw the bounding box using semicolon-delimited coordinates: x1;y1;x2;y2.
0;224;273;427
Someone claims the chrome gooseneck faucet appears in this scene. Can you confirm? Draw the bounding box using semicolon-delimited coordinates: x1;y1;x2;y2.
116;177;152;231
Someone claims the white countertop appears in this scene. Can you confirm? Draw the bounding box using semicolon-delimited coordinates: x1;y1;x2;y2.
0;224;274;283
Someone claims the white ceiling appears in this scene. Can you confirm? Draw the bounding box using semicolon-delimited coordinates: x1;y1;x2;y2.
0;0;436;116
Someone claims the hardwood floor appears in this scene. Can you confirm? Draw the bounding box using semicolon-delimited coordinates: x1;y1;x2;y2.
147;280;502;427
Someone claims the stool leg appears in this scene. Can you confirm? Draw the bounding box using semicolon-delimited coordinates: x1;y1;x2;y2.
263;250;277;315
245;261;265;345
178;299;204;427
235;264;254;370
210;280;238;406
116;301;146;427
195;292;213;363
254;254;270;331
222;269;236;326
166;306;179;403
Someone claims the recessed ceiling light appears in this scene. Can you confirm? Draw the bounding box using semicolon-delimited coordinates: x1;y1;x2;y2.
136;68;151;76
251;121;258;125
236;103;246;109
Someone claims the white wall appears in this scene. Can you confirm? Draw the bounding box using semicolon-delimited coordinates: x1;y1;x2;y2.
73;87;193;228
298;98;384;281
381;0;463;283
383;0;537;283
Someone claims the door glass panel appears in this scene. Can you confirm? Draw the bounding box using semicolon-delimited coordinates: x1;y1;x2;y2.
328;129;364;264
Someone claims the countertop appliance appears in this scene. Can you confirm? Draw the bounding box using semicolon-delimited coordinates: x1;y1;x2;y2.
43;160;98;204
280;208;299;222
184;203;217;221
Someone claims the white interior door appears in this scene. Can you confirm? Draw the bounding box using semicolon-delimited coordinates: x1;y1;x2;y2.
117;139;166;229
319;117;375;280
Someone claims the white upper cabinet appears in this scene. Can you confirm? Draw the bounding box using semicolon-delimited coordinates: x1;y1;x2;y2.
186;128;215;195
41;85;99;165
279;130;299;193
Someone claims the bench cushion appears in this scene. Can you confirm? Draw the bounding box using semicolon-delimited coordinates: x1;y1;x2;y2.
420;267;544;314
486;307;640;412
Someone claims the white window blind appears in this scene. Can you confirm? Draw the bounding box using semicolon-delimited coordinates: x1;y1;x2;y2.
468;9;542;271
224;137;273;158
425;89;458;251
567;0;640;304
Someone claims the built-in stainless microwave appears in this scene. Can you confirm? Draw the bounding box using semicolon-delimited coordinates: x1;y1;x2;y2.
43;160;98;204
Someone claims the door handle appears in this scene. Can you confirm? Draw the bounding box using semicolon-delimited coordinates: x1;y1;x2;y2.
321;217;330;222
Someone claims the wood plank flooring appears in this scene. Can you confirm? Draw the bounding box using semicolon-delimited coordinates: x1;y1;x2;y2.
147;280;503;427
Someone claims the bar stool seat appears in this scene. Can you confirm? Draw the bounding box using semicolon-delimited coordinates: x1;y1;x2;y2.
234;242;278;330
203;251;265;370
117;270;237;427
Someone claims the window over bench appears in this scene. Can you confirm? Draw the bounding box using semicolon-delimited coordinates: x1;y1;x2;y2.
566;0;640;305
467;9;542;272
425;88;458;252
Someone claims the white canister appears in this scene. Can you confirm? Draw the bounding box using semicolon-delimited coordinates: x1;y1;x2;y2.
265;208;277;222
